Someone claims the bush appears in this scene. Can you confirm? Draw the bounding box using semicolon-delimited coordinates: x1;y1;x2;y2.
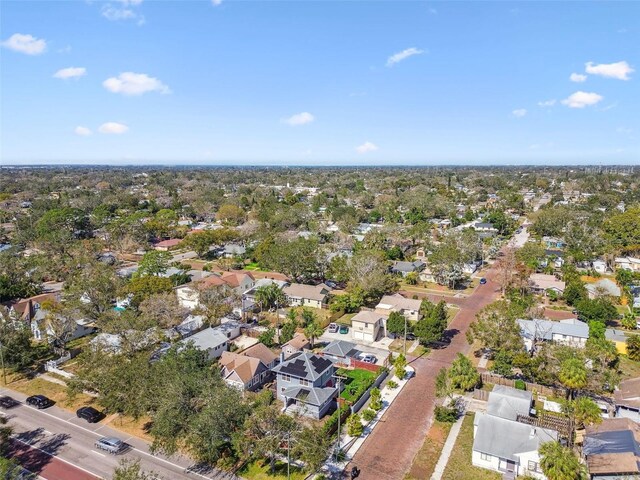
347;413;364;437
361;409;376;422
434;405;458;423
514;379;526;390
387;380;398;389
322;405;350;435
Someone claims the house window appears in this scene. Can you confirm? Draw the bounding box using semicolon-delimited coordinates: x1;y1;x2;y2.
282;374;291;382
527;460;540;472
300;379;310;387
480;453;491;462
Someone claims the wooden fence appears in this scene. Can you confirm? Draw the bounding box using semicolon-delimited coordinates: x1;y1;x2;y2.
480;372;566;398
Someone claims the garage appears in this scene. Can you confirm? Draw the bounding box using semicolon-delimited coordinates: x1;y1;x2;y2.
353;330;374;343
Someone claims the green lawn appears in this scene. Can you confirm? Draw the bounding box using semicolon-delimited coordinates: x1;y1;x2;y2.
620;356;640;380
337;368;377;402
405;420;453;480
238;459;306;480
441;414;501;480
335;312;356;325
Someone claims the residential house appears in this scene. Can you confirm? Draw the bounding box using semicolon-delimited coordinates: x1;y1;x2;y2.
473;222;498;235
419;264;437;283
272;352;337;419
375;294;422;322
220;271;255;295
616;257;640;273
322;340;359;365
281;333;310;359
154;239;182;251
606;328;628;355
390;260;426;277
615;378;640;422
592;260;608;274
542;236;566;249
242;278;288;313
518;318;589;351
283;283;331;309
223;244;246;258
473;385;558;480
529;273;565;296
179;319;241;360
219;343;278;391
415;248;427;261
350;310;386;343
586;279;621;300
175;272;252;310
583;418;640;480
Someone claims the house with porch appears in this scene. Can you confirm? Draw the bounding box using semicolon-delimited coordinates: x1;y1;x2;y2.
375;294;422;322
219;343;278;391
473;385;558;479
283;283;332;309
529;273;565;297
272;352;337;419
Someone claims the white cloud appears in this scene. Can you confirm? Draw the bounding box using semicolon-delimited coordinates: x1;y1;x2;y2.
570;73;587;83
512;108;527;118
57;45;72;54
74;126;92;136
585;61;634;80
561;91;603;108
386;47;424;67
103;72;170;95
53;67;86;79
212;0;223;5
1;33;46;55
283;112;315;126
99;122;129;134
356;141;379;154
537;99;556;107
101;2;145;25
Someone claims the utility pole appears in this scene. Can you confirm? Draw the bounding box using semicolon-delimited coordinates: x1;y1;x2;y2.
334;373;347;462
0;341;6;386
403;315;408;356
286;431;290;480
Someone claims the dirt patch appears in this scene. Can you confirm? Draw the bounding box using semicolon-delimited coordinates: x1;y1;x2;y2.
406;421;452;480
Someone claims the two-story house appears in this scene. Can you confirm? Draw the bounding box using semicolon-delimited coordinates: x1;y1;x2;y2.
350;310;386;343
272;352;337;419
219;343;278;391
375;294;422;323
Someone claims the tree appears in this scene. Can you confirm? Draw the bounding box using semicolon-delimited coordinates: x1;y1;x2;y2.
41;302;77;354
138;293;188;329
293;425;333;473
621;313;637;330
0;457;24;480
562;397;602;430
394;353;407;380
405;271;419;285
386;311;406;337
300;308;317;327
435;367;454;400
467;300;524;356
564;281;587;307
330;291;365;314
279;319;297;345
196;284;237;326
576;298;617;324
604;207;640;249
0;415;12;455
0;310;37;370
448;353;480;391
344;250;397;304
304;321;323;348
539;441;587;480
217;204;245;226
64;260;122;323
627;335;640;361
257;238;321;281
258;327;276;348
558;358;587;398
413;301;448;345
254;283;286;312
136;250;172;277
112;458;161;480
125;276;174;306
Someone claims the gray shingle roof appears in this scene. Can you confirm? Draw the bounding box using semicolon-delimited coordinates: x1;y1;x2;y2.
518;318;589;341
281;385;337;407
487;385;533;421
322;340;358;358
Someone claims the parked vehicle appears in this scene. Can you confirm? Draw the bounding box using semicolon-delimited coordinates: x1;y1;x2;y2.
25;395;53;409
387;332;398;339
0;395;19;408
479;277;487;285
76;406;103;423
328;323;339;333
405;333;416;341
95;437;126;454
357;353;377;364
339;325;349;334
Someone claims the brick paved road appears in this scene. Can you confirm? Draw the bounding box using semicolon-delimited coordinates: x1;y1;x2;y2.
346;266;502;480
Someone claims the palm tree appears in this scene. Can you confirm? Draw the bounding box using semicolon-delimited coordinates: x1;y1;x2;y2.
539;441;587;480
304;321;324;349
558;358;587;399
562;397;603;430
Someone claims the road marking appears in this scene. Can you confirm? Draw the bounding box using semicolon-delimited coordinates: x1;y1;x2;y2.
10;403;216;480
43;430;53;435
11;436;104;479
90;449;106;457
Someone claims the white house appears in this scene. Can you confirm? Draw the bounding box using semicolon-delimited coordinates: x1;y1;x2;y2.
283;283;331;309
350;310;386;343
518;318;589;351
616;257;640;273
375;294;422;322
585;279;621;300
592;260;608;274
473;385;558;480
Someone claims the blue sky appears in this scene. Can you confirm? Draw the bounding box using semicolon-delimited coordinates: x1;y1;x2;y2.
1;1;638;165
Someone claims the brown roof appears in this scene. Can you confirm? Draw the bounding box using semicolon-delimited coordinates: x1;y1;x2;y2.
283;283;331;302
283;332;310;350
586;417;640;443
221;271;255;288
155;238;182;248
219;351;265;384
199;275;227;288
241;342;277;365
352;310;386;325
587;452;639;475
616;378;640;409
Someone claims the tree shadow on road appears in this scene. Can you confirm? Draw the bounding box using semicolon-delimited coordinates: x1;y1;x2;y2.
9;428;71;476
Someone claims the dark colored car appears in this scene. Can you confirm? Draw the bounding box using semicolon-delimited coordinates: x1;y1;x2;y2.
76;406;103;423
405;333;417;341
479;278;487;285
26;395;53;409
0;395;19;409
339;325;349;334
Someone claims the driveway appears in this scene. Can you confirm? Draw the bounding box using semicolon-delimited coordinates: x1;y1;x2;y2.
318;330;389;364
345;262;503;479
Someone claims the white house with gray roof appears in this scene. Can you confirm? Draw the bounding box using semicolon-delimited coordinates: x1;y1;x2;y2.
518;318;589;352
272;352;337;419
473;385;558;479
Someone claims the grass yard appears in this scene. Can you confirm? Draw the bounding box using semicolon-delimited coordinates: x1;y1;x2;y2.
238;459;306;480
405;420;453;480
441;414;501;480
105;414;154;442
8;376;97;412
335;312;356;326
620;356;640;380
337;368;377;403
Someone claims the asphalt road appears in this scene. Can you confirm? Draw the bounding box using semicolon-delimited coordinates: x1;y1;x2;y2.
0;388;239;480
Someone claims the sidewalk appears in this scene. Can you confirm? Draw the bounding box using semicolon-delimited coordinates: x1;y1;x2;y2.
430;415;464;480
322;365;415;478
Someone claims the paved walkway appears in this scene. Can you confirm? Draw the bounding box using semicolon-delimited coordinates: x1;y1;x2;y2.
430;414;464;480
